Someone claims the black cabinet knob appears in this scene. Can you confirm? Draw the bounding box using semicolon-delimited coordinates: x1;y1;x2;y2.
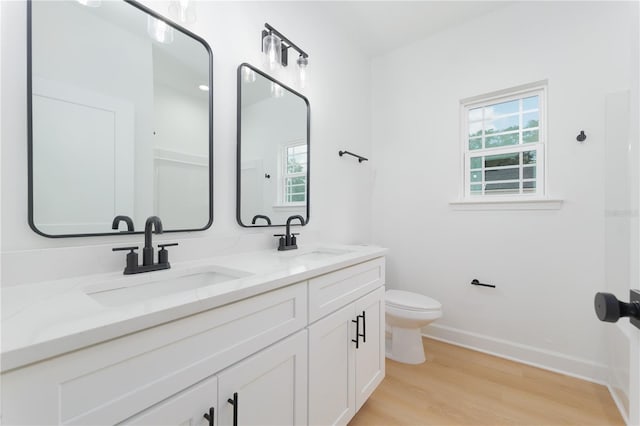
594;292;640;323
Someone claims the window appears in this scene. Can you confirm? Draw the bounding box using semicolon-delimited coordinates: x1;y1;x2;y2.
280;141;307;205
463;83;546;199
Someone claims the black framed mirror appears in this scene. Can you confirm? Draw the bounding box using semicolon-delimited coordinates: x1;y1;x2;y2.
27;0;213;237
236;63;310;227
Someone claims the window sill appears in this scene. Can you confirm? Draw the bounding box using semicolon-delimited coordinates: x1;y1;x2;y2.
449;198;563;211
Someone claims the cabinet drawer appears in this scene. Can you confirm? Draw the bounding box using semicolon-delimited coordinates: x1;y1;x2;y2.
1;282;307;426
308;258;385;323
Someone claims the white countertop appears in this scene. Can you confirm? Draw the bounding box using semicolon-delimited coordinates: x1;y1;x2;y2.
1;244;386;373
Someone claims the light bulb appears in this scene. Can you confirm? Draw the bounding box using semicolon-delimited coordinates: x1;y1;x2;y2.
270;82;284;98
296;55;308;89
75;0;101;6
242;67;256;83
147;16;174;44
168;0;196;24
262;33;282;71
198;84;209;91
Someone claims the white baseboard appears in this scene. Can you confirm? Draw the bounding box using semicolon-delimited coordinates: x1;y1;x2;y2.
422;323;608;385
607;384;630;426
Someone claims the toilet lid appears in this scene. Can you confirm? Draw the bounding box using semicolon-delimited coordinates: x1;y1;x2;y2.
386;290;441;312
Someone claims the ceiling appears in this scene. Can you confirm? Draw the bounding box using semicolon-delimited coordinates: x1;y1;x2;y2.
302;1;511;57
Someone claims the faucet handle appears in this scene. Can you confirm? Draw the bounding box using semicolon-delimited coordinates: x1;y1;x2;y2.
158;243;179;249
273;234;285;237
112;246;139;252
158;243;178;265
113;246;139;273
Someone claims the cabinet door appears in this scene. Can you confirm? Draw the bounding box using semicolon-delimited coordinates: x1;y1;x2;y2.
354;286;385;410
308;304;357;426
125;375;217;426
217;331;307;426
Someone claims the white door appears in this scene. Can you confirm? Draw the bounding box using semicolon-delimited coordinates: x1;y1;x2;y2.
354;287;385;411
217;331;307;426
31;78;134;235
308;304;356;426
601;90;640;426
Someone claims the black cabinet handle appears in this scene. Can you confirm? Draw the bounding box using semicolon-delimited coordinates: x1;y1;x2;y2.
203;407;214;426
351;316;360;349
360;311;366;343
227;392;238;426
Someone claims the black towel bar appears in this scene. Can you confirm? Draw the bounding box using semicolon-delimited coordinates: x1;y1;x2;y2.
471;279;496;288
339;150;368;163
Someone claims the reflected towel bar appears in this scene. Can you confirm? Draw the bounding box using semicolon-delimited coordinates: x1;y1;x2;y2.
339;150;368;163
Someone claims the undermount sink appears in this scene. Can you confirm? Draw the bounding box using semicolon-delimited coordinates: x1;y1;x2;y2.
85;266;252;307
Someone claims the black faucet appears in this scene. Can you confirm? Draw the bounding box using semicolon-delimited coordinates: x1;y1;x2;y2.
112;216;178;275
143;216;163;266
112;215;134;232
251;214;272;225
274;215;305;251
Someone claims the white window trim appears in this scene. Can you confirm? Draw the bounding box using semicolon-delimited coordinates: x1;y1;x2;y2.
454;81;561;208
276;139;307;207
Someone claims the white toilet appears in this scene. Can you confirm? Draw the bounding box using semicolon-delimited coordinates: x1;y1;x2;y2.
385;289;442;364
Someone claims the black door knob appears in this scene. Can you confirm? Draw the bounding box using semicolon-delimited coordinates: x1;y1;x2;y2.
594;292;640;323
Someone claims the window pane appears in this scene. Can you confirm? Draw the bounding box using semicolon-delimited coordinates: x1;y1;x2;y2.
523;150;537;164
485;167;519;182
523;129;539;143
485;152;519;167
470;157;482;169
485;115;519;134
469;122;483;138
468;107;483;122
485;133;518;148
485;182;519;194
290;194;305;202
523;181;536;194
523;166;536;179
470;171;482;182
523;111;539;129
523;95;538;111
470;184;482;194
486;99;518;117
287;155;307;173
469;138;482;150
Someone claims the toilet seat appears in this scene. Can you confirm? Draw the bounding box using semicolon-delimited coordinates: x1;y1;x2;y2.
386;290;441;312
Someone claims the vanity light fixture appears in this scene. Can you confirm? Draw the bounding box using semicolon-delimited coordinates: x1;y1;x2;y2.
261;23;309;85
147;16;174;44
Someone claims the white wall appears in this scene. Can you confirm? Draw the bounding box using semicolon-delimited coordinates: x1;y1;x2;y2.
0;1;373;286
371;1;637;382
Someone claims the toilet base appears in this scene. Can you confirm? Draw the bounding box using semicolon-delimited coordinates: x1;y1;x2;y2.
385;326;426;364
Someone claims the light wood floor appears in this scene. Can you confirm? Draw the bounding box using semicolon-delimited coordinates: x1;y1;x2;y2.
349;338;624;426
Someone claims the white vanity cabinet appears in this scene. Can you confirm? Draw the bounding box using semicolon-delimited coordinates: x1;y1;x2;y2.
1;252;386;426
124;375;218;426
1;282;307;425
308;259;385;426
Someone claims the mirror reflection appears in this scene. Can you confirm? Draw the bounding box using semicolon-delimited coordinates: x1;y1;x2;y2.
29;0;212;237
237;64;310;227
